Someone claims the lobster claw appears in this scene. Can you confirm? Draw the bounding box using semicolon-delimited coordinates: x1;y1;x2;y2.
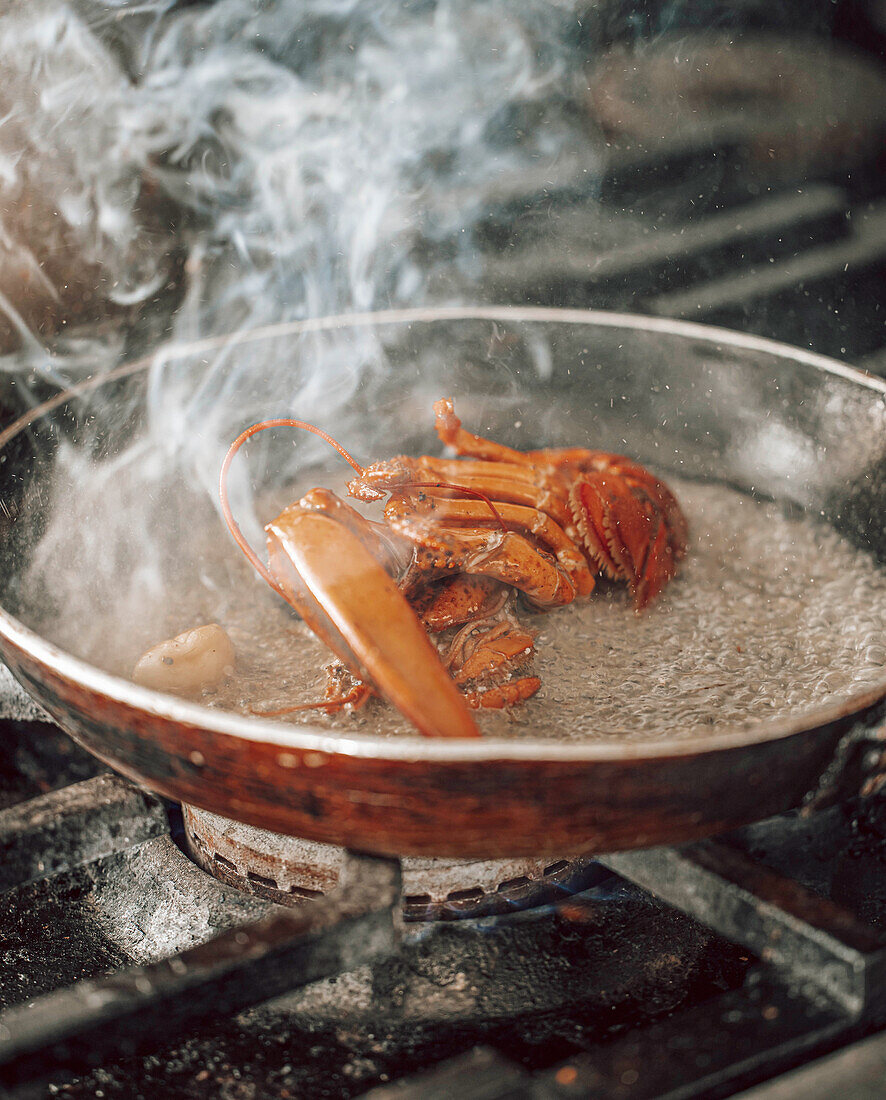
266;503;482;739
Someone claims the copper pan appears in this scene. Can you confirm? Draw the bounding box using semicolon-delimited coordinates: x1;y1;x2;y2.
1;307;884;857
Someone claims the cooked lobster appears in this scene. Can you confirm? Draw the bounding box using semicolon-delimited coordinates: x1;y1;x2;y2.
220;399;688;738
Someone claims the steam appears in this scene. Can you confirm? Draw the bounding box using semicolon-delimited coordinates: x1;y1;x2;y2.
0;0;171;361
134;0;588;426
3;0;597;669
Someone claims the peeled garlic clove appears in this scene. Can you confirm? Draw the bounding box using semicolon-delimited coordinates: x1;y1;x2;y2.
132;624;235;696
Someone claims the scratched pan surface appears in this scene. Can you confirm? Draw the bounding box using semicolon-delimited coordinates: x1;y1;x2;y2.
1;308;885;857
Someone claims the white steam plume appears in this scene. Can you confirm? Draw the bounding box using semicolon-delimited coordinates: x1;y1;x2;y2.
6;0;598;670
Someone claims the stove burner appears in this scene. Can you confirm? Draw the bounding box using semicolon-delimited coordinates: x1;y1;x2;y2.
181;803;597;920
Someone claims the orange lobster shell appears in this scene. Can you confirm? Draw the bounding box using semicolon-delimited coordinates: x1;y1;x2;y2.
221;399;689;738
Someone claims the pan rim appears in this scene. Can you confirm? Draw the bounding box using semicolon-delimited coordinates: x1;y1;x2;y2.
1;305;885;763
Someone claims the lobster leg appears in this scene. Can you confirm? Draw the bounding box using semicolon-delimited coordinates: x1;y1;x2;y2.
464;680;542;708
444;620;541;710
266;501;481;739
409;574;509;632
446;620;535;685
388;495;595;599
434;398;530;465
383;507;577;610
350;457;575;532
434;400;640;486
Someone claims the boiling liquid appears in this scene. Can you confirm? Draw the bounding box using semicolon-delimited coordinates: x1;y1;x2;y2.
180;479;886;742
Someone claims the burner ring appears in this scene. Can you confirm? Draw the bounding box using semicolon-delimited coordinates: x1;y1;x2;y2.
182;803;599;921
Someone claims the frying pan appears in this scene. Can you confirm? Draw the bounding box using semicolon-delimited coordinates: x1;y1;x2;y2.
1;307;884;858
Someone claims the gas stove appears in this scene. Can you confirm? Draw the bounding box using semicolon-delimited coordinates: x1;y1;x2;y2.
0;709;884;1099
2;4;886;1098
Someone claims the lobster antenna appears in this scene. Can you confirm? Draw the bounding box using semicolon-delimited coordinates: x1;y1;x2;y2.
219;418;509;597
219;417;364;599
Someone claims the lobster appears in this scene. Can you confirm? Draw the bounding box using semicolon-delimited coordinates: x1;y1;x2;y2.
220;399;688;739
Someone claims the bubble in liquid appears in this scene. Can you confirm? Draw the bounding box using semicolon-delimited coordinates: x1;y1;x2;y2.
39;478;886;745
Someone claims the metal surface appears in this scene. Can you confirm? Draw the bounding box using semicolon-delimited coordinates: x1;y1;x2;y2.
731;1028;886;1100
181;801;599;918
357;797;886;1100
2;728;885;1097
361;1048;531;1099
531;973;854;1100
0;773;166;893
803;719;886;810
0;850;400;1087
0;765;736;1093
1;308;885;857
359;975;879;1099
600;838;886;1018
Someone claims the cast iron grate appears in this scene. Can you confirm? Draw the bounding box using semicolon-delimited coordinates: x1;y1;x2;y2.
0;753;884;1099
359;807;886;1100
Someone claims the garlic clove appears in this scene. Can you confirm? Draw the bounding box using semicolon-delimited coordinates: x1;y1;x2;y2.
132;623;235;696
